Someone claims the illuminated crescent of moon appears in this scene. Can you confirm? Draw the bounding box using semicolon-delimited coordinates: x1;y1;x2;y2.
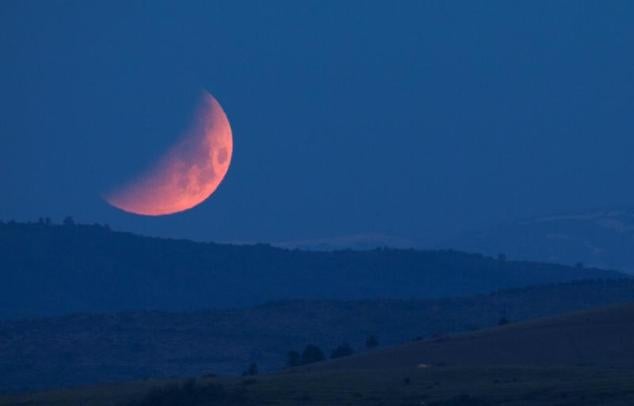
105;92;233;216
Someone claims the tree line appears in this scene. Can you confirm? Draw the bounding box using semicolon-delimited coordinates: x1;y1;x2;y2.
243;335;379;376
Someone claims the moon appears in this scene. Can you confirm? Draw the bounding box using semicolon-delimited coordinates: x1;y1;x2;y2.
105;91;233;216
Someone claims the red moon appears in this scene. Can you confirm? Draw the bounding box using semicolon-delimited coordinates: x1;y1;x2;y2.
105;92;233;216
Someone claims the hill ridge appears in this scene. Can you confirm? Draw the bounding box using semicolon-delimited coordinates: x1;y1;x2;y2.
317;303;634;371
0;221;628;319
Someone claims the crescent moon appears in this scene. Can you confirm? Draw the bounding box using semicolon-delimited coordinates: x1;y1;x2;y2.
105;91;233;216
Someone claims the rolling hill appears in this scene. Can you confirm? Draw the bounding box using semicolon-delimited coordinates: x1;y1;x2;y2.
2;279;634;393
273;232;419;251
0;221;626;319
318;303;634;370
6;303;634;405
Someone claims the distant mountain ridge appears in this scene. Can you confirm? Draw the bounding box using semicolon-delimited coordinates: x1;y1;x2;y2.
445;208;634;273
273;232;420;251
0;221;626;319
280;209;634;274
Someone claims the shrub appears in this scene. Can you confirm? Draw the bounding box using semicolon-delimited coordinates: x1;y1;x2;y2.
129;380;246;406
330;342;354;359
301;344;325;365
287;350;301;367
242;362;258;376
366;335;379;349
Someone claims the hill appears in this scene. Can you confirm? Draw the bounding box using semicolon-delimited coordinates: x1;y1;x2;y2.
6;304;634;405
318;303;634;370
0;221;626;319
2;279;634;393
5;367;634;406
273;232;419;251
445;208;634;273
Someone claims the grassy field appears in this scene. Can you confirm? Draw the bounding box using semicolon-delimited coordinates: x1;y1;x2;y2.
3;366;634;406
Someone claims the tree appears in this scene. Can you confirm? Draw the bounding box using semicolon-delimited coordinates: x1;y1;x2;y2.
242;362;258;376
301;344;325;365
498;317;510;326
366;335;379;349
63;216;75;226
330;343;354;359
287;351;301;367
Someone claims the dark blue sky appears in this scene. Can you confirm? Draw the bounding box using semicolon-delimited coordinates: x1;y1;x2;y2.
1;1;634;244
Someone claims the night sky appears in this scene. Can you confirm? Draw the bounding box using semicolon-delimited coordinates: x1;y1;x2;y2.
2;1;634;245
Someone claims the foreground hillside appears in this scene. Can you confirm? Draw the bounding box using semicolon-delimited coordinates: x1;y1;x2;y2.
4;367;634;406
0;221;626;319
6;304;634;406
2;279;634;392
318;303;634;370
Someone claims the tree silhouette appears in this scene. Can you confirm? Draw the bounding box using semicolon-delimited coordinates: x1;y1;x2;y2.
301;344;325;365
242;362;258;376
287;350;301;367
366;335;379;349
330;342;354;359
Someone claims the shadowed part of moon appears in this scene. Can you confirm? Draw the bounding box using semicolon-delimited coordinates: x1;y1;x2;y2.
105;92;233;216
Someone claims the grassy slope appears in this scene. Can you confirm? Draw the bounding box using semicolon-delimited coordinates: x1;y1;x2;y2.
316;303;634;370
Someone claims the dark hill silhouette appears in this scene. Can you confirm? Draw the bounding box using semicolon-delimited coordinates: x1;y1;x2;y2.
317;303;634;371
6;301;634;405
1;279;634;392
0;221;627;319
